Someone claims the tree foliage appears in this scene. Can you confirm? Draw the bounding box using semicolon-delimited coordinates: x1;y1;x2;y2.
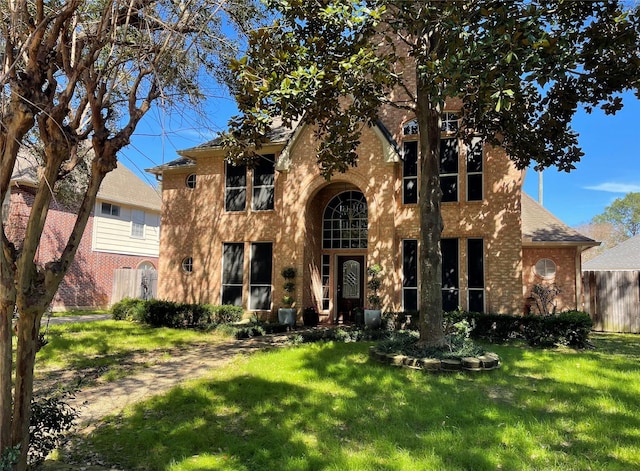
0;1;262;468
593;192;640;239
223;0;640;347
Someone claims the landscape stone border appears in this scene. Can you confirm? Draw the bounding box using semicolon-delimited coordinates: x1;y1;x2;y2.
368;346;500;373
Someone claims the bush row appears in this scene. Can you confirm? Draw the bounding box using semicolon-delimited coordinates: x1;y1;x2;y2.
383;310;593;348
111;298;243;328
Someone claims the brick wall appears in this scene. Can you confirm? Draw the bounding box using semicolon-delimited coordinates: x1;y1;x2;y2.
158;113;527;316
6;186;158;310
522;246;580;313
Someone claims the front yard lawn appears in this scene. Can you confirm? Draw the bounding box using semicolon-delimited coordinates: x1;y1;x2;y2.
71;333;640;471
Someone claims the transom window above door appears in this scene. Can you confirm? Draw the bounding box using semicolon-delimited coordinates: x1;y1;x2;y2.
323;191;368;249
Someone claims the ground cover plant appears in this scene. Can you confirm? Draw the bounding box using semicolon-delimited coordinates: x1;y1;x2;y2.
72;333;640;471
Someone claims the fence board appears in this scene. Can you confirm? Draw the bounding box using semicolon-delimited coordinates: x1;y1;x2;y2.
111;269;158;305
582;270;640;333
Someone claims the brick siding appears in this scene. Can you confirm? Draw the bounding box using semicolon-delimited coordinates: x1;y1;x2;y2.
6;187;158;310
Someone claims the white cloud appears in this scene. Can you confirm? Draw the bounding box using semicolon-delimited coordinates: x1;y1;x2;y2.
584;182;640;193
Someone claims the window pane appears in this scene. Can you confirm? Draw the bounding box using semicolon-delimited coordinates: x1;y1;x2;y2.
253;155;275;185
403;240;418;287
403;142;418;177
226;188;246;211
225;163;246;187
222;286;243;306
443;288;460;312
467;239;484;288
440;138;458;174
250;243;272;284
250;286;271;310
468;290;484;313
440;176;458;202
467;138;483;172
441;238;459;289
253;187;274;211
404;289;418;311
223;243;243;284
403;179;417;204
467;174;483;202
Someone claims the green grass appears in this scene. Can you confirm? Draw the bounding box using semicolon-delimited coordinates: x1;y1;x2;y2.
36;320;222;372
75;332;640;471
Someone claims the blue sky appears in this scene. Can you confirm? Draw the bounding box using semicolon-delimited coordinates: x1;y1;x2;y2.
124;90;640;229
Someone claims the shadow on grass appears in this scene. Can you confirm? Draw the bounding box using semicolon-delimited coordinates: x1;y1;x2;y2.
36;321;205;371
79;340;640;471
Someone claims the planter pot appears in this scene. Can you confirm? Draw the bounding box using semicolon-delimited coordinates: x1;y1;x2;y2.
278;308;297;327
364;309;381;327
303;309;319;327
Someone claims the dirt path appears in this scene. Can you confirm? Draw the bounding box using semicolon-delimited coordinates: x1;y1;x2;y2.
39;332;293;470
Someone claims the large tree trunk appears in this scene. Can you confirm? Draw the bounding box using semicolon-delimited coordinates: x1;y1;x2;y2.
11;308;43;471
416;76;446;348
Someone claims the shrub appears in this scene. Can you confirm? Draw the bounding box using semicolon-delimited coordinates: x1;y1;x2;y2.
29;392;77;468
111;297;146;321
523;310;593;348
141;299;183;328
209;305;244;324
442;310;593;348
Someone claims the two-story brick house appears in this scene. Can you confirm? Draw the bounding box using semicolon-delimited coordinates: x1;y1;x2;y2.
148;106;597;323
5;153;161;310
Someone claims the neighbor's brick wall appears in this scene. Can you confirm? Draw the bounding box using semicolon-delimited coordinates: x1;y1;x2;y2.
6;186;157;310
522;247;579;313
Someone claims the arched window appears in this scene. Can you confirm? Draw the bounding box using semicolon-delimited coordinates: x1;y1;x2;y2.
185;173;197;189
323;191;368;249
137;261;156;270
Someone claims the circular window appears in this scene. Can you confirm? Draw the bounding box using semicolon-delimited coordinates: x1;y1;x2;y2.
185;173;197;189
181;257;193;273
534;258;556;278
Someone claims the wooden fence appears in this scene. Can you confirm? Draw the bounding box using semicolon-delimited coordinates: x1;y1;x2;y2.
111;269;158;305
582;270;640;333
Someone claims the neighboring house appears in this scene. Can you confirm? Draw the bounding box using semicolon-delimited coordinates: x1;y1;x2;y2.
5;153;161;310
583;234;640;271
148;110;596;323
582;234;640;333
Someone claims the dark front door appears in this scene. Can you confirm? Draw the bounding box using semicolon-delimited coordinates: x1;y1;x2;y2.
336;255;364;323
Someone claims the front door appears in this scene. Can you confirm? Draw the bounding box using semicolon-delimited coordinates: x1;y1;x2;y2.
336;255;364;323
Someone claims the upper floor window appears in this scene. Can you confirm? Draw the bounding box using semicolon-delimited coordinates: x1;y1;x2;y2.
252;154;275;211
440;138;459;202
402;141;418;204
225;162;247;212
441;112;459;133
403;119;419;136
467;137;483;201
185;173;197;189
131;209;145;238
101;202;120;217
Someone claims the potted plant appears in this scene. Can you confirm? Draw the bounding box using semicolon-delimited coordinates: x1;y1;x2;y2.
303;306;319;327
278;267;297;327
364;264;383;327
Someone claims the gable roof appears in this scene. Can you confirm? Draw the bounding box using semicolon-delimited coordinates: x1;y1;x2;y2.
521;193;598;247
582;234;640;271
98;163;161;211
172;117;402;166
10;153;161;211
